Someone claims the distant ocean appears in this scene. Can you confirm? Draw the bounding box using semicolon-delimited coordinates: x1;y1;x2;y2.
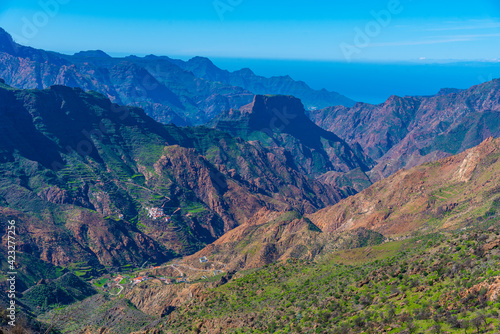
208;58;500;104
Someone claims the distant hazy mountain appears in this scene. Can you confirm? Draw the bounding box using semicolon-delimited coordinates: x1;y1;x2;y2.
0;28;255;125
169;56;356;110
0;28;354;126
309;79;500;181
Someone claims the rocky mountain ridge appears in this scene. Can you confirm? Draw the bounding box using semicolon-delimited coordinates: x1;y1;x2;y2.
0;28;354;126
169;56;356;110
309;79;500;181
0;82;348;271
307;136;500;236
210;94;374;182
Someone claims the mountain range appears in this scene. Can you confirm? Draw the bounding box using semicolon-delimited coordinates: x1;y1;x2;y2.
309;80;500;181
179;136;500;277
0;82;352;274
0;28;354;126
308;136;500;235
30;134;500;334
209;94;373;180
2;25;499;187
168;56;356;110
1;25;500;334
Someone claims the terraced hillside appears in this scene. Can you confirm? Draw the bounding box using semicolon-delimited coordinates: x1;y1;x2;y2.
0;82;348;273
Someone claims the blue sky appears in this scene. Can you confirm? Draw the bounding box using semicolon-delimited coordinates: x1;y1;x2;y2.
0;0;499;61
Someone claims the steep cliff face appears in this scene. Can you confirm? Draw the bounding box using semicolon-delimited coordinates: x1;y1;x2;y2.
309;80;500;180
308;137;500;236
0;83;347;269
210;94;374;179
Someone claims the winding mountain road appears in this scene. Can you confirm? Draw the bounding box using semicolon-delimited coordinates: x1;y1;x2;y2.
168;264;184;276
109;283;124;296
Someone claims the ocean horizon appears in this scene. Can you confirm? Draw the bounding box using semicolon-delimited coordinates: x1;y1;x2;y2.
204;58;500;104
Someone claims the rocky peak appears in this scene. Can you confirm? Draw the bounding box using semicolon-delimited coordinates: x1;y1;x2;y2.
246;94;306;120
436;87;464;96
185;56;228;81
383;94;420;107
211;94;374;176
187;56;218;70
73;50;111;58
235;68;255;76
233;94;322;140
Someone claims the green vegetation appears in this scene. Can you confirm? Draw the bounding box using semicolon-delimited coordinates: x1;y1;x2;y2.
183;202;207;214
0;252;65;292
39;295;154;334
166;225;500;333
94;277;109;287
21;273;97;312
421;112;500;156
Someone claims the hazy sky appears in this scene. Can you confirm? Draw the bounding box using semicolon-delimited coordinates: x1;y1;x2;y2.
0;0;499;61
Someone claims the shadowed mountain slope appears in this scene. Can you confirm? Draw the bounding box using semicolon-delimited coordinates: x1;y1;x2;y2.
0;83;348;271
210;94;374;181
